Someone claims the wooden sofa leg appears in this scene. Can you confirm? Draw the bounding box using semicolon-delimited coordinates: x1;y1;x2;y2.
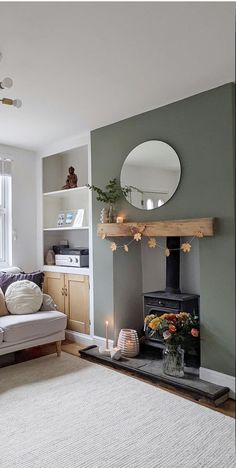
56;341;62;357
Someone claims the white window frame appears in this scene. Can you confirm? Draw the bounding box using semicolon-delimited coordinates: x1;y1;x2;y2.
0;171;12;268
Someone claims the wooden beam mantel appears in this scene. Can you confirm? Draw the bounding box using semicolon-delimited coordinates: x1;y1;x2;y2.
97;218;214;238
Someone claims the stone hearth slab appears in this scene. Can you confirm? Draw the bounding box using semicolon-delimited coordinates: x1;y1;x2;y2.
79;346;229;406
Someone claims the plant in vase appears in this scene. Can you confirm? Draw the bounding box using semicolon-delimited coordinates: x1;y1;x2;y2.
144;312;199;377
87;178;130;223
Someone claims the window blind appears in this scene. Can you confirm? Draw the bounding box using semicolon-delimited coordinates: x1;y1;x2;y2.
0;157;12;176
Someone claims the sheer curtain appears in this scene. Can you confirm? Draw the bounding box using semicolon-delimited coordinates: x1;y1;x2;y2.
0;157;12;266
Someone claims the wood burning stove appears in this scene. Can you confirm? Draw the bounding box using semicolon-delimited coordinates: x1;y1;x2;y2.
143;236;200;365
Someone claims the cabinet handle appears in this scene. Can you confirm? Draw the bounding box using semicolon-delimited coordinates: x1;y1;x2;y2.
61;288;65;296
64;288;68;297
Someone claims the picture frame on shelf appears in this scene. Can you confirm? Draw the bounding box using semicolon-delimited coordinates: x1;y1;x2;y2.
57;213;65;227
56;209;84;228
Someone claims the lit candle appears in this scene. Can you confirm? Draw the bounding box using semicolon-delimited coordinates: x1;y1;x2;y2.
105;321;109;350
116;216;124;224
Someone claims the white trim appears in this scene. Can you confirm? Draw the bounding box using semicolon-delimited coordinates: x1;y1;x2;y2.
87;134;94;338
65;330;93;347
43;265;90;275
65;330;114;349
200;367;235;399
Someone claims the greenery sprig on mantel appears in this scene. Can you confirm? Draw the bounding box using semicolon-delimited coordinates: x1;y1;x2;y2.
87;178;130;204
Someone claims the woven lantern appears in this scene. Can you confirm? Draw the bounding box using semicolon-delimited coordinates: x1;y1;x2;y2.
117;329;140;357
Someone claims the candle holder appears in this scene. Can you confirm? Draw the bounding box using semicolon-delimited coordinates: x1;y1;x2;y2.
117;329;140;357
98;346;111;356
99;320;110;356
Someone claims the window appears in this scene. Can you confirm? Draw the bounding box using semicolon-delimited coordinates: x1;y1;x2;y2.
0;159;12;267
146;198;154;210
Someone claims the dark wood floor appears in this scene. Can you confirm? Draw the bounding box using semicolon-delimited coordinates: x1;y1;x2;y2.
9;341;235;419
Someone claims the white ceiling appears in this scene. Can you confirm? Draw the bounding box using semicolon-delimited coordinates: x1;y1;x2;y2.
0;2;235;151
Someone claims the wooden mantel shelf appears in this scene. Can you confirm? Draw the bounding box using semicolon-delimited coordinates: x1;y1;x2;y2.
97;218;214;237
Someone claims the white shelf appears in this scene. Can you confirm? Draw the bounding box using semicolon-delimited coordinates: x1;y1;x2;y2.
43;186;88;197
43;226;89;231
43;265;90;275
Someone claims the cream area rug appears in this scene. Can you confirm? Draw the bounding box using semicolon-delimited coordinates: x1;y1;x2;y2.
0;353;235;468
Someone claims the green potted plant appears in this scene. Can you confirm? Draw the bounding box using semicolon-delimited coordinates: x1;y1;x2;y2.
87;178;130;223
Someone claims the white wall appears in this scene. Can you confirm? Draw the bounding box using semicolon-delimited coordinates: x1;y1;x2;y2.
0;144;38;272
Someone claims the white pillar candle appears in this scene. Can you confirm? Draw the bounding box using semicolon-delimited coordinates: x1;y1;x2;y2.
116;216;124;224
105;321;109;349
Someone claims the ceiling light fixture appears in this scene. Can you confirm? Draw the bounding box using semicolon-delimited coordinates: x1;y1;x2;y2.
0;52;22;109
0;97;22;108
0;77;13;89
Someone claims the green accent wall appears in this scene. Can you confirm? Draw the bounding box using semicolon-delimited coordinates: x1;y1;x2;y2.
91;83;235;376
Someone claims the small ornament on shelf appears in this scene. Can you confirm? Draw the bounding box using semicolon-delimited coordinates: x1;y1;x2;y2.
62;166;78;189
45;249;55;265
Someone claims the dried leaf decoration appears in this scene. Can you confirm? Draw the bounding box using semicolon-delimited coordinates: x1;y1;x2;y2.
181;242;191;253
148;238;157;249
110;242;117;252
134;232;142;242
130;224;146;235
101;232;106;240
165;248;170;257
124;244;129;252
195;231;204;238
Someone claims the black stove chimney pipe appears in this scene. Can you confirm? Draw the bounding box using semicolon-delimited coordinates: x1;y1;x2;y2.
166;237;181;294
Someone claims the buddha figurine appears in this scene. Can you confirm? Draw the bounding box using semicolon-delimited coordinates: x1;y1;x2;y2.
62;166;78;189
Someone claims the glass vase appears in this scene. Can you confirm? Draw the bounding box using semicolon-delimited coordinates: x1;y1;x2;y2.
108;204;114;223
162;344;184;378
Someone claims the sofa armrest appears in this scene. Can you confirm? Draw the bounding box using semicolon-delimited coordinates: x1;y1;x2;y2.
40;294;58;311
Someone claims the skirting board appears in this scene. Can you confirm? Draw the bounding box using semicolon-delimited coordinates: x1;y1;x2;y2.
200;367;235;399
65;330;114;349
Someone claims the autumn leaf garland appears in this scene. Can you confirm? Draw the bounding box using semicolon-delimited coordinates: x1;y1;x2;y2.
102;228;204;255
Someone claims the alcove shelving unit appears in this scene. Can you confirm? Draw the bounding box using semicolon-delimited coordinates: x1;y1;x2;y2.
39;136;94;340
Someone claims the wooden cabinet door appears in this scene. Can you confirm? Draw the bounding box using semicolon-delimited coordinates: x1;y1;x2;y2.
64;274;89;334
43;272;65;313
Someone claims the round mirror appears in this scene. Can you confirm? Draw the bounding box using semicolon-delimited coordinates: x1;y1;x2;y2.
120;140;181;210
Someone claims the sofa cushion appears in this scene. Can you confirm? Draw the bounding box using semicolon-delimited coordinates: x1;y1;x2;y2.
40;294;57;312
1;267;23;274
0;311;67;343
0;271;44;294
0;288;8;317
5;280;43;315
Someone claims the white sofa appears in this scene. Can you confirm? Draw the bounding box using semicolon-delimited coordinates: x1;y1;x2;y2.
0;311;67;358
0;276;67;357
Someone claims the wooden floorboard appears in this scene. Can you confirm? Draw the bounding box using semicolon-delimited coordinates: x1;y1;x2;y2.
12;340;236;419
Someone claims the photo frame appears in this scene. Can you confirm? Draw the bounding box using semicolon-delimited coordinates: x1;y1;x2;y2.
56;209;84;228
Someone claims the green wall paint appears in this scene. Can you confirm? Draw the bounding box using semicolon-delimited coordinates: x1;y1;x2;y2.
91;83;235;376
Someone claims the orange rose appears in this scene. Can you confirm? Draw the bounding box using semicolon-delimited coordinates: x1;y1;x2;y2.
191;328;199;337
168;324;176;334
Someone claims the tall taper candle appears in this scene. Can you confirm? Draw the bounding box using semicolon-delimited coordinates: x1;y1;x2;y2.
105;321;109;349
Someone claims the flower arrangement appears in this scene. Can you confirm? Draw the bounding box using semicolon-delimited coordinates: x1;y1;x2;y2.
144;312;199;347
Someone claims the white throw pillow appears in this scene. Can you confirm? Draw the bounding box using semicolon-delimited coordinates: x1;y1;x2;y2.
5;280;43;315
